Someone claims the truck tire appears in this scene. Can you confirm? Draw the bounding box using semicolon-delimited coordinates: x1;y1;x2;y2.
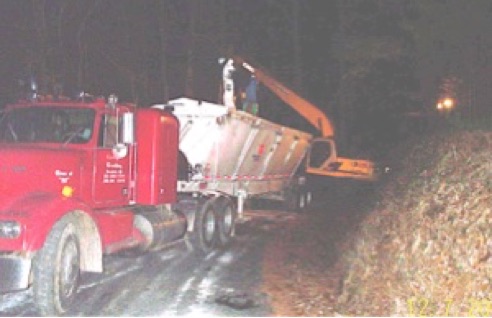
214;197;236;247
190;199;217;254
32;215;80;316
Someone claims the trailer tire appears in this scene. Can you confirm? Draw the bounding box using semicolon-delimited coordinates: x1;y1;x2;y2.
305;190;313;207
298;192;307;211
190;199;217;254
299;189;313;212
32;215;81;316
284;188;311;213
214;197;236;247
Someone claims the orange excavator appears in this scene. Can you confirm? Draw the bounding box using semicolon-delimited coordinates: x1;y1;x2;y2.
232;56;376;181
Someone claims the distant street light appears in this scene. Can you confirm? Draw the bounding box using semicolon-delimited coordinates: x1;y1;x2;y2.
442;98;454;109
436;97;455;112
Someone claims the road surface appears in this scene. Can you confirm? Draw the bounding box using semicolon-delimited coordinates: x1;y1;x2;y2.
0;209;298;316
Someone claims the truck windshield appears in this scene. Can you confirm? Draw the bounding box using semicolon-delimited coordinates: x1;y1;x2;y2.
0;107;95;144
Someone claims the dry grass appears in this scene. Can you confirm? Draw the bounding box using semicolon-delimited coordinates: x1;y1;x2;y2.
263;130;492;317
336;131;492;316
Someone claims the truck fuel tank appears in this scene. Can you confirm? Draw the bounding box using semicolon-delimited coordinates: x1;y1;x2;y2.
133;206;187;252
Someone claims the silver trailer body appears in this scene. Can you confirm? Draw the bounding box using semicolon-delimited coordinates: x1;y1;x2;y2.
154;97;312;199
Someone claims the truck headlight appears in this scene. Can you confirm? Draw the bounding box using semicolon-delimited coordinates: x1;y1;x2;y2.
0;221;21;238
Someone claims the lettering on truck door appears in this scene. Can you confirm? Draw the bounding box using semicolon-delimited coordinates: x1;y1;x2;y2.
92;112;132;206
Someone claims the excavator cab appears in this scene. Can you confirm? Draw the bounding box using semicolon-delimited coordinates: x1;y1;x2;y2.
306;138;376;181
306;138;337;170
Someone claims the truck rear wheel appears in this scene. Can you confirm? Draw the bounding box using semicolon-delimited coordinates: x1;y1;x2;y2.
214;197;236;247
32;215;80;316
190;199;217;254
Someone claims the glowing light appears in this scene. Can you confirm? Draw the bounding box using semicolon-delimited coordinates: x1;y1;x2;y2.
443;98;454;109
62;186;74;197
436;98;455;111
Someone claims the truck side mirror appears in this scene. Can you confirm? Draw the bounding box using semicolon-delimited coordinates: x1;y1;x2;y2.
112;143;128;159
121;112;134;144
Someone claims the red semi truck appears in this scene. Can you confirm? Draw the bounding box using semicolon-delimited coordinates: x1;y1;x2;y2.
0;94;236;315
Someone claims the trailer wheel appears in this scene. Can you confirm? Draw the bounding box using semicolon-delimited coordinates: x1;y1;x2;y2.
305;190;313;207
190;199;217;253
299;189;313;212
215;197;236;247
32;215;81;316
284;188;311;212
298;192;307;211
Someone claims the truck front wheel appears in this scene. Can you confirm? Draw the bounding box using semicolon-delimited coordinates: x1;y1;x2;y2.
32;215;81;316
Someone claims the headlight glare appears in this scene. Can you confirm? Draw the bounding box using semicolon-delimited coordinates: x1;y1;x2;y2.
0;221;22;239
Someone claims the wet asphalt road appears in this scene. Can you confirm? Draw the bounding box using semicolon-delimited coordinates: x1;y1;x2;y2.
0;209;298;317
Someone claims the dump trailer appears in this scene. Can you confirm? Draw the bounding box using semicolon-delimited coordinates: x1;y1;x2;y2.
151;57;377;218
154;97;318;214
150;56;377;217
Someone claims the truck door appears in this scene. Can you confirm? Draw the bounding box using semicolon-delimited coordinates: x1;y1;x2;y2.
92;111;133;206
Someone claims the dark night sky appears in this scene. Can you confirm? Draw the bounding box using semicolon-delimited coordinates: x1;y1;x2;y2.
1;0;491;154
0;1;336;103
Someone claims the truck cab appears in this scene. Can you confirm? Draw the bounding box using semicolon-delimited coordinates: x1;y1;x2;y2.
0;95;135;209
0;94;184;315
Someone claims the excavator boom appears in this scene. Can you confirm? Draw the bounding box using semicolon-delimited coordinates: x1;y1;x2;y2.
233;57;334;137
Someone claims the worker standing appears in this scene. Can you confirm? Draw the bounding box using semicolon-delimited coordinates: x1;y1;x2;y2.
242;75;259;115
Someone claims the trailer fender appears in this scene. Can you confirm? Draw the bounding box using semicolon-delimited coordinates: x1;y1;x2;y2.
8;193;103;273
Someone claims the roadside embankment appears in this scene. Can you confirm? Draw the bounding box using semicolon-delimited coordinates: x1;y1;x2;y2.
263;130;492;316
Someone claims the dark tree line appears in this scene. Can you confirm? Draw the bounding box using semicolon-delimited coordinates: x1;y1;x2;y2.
1;0;491;155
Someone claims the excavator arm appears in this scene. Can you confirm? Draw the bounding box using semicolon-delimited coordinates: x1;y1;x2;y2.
232;56;376;181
